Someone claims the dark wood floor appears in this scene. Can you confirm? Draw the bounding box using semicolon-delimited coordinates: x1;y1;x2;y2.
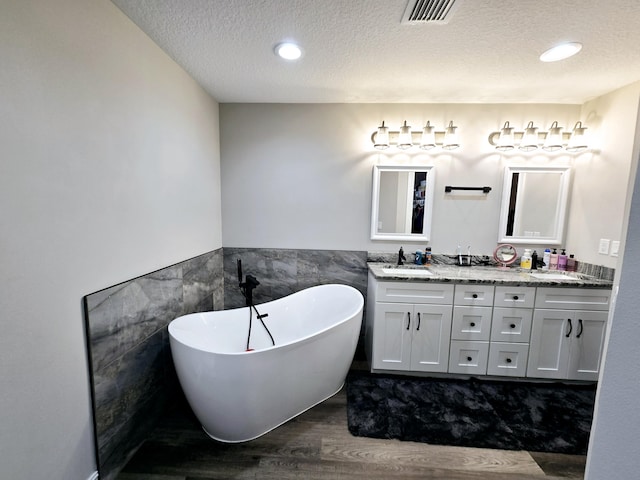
117;382;586;480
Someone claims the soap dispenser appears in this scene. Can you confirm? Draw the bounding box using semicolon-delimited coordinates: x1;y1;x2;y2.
542;248;551;271
558;249;568;271
550;248;559;270
520;249;532;270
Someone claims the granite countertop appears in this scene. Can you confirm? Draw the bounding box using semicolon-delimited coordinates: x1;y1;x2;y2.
367;263;613;288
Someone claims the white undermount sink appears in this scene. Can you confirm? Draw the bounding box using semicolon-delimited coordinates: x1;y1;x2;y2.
529;272;579;281
382;268;434;276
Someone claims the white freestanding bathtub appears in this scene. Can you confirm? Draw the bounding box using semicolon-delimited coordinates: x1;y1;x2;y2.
168;283;364;443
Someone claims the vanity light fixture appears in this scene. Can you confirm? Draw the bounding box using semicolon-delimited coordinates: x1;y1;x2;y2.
442;121;459;150
488;120;589;153
371;120;460;150
543;121;563;152
519;121;539;152
374;121;390;149
398;121;413;149
496;121;515;151
566;121;588;152
420;121;436;150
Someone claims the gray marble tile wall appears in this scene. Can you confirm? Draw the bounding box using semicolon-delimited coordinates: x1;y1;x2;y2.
223;248;368;309
84;248;223;480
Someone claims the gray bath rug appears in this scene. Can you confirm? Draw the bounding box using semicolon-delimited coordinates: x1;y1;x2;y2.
346;372;596;454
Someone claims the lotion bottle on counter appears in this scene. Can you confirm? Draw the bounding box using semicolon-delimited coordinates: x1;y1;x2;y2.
550;248;559;270
558;249;568;271
542;248;551;270
520;249;532;270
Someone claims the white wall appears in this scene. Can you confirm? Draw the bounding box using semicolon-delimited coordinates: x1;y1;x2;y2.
585;102;640;478
0;1;222;479
567;82;640;267
220;103;593;254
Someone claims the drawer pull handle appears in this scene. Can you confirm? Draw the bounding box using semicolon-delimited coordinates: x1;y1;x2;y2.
577;319;584;338
513;295;519;300
416;312;421;331
506;358;512;363
472;294;478;299
467;356;473;362
406;312;411;330
470;322;476;327
566;318;573;337
510;323;516;329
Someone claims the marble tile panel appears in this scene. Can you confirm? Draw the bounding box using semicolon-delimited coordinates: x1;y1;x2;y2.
94;330;166;465
87;266;183;372
224;248;368;309
183;250;223;314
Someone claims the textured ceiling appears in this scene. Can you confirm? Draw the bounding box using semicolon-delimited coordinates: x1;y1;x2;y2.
111;0;640;104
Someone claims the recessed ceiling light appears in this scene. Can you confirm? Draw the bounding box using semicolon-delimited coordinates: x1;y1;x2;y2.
274;42;302;61
539;42;583;62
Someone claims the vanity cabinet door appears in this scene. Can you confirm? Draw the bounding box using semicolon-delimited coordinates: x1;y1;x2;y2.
567;310;608;381
371;303;413;371
527;309;572;379
411;304;453;373
371;302;453;373
491;307;533;343
451;306;492;341
487;343;529;377
494;286;536;308
454;284;495;306
448;340;489;375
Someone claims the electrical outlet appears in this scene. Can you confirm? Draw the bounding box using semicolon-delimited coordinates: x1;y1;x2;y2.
611;240;620;257
598;238;610;255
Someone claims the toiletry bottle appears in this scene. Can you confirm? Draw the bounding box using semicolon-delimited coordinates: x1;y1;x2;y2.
567;254;577;272
531;250;538;270
424;247;432;266
542;248;551;271
415;250;423;265
520;248;532;270
550;248;558;270
558;249;568;271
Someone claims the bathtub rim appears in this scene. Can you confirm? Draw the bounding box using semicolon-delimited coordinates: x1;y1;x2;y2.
168;283;364;356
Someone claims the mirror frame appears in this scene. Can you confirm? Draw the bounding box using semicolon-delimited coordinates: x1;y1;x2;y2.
371;165;435;241
498;165;571;245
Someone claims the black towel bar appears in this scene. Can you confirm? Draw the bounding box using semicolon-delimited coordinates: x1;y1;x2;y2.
444;186;492;194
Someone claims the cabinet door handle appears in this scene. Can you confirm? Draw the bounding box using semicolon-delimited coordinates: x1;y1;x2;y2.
470;322;476;327
472;293;478;299
577;319;584;338
510;323;516;329
506;358;512;363
467;356;473;362
406;312;411;330
416;312;421;331
566;318;573;337
513;295;519;300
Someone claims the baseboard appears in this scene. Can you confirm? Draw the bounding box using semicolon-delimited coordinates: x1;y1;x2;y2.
87;471;99;480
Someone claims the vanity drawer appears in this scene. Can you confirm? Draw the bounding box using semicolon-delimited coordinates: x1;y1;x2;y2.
376;281;454;304
451;306;492;341
487;343;529;377
454;284;495;306
494;286;536;308
534;287;612;311
490;307;533;343
448;340;489;375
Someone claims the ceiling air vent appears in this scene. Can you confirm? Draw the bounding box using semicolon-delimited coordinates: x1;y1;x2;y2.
401;0;463;24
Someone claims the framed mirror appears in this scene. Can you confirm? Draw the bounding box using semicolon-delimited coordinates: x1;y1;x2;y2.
498;166;571;245
371;165;435;241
